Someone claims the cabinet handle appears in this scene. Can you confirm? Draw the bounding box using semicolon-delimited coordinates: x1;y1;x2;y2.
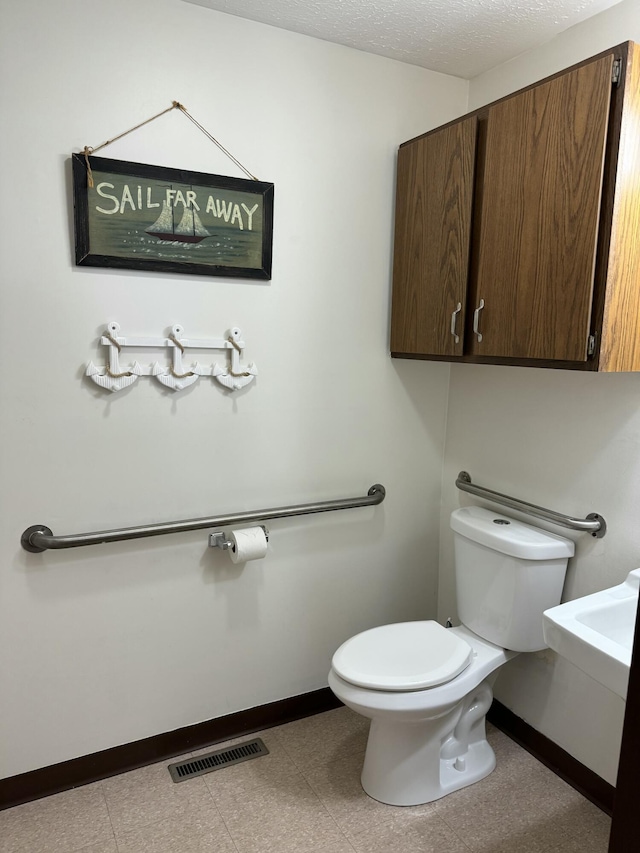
450;302;462;343
473;299;485;342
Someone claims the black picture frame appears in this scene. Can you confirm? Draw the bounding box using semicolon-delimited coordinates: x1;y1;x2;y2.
72;154;274;279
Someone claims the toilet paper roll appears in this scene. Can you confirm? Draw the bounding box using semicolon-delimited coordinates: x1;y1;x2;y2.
228;526;268;563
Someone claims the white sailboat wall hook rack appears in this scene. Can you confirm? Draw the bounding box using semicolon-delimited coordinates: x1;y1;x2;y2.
86;322;258;393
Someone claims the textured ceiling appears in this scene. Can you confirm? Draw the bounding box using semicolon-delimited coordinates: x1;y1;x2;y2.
184;0;622;77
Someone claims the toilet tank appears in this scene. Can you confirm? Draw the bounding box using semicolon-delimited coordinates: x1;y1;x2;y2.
450;506;575;652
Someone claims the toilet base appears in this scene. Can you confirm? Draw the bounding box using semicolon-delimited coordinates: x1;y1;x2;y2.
360;680;496;806
362;734;496;806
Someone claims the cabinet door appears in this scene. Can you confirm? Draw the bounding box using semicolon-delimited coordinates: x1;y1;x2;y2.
390;117;477;356
470;54;614;361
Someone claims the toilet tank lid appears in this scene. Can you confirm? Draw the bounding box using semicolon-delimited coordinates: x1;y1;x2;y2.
450;506;575;560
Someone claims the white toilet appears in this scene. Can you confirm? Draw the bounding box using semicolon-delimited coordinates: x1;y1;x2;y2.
328;505;575;806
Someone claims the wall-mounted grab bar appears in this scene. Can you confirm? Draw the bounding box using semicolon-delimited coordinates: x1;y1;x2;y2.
455;471;606;538
21;484;386;552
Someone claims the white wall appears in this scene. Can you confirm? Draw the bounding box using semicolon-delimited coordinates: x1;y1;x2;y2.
439;0;640;786
468;0;639;110
0;0;468;778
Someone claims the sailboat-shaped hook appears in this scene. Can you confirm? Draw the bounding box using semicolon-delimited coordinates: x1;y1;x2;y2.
86;322;142;392
213;327;258;391
152;324;203;391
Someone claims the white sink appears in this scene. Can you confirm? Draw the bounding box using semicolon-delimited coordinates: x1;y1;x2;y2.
543;568;640;699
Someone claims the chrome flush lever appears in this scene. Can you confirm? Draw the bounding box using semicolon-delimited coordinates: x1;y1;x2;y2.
473;299;485;342
450;302;462;343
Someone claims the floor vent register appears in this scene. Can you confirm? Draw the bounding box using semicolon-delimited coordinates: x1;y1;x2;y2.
168;738;269;782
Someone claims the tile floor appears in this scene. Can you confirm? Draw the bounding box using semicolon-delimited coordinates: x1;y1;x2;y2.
0;707;611;853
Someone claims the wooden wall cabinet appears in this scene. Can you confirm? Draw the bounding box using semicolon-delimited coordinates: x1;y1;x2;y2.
390;42;640;372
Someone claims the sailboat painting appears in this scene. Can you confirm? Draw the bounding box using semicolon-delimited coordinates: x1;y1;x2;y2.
72;154;274;279
146;200;211;244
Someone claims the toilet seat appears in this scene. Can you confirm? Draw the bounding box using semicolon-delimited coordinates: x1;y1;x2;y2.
331;620;473;691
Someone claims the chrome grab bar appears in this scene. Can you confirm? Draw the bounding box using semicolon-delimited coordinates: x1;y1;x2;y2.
455;471;606;538
21;484;386;552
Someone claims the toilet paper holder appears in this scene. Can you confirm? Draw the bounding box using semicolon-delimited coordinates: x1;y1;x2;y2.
209;525;269;550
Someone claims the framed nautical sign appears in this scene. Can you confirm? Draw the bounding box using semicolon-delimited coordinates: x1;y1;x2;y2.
72;154;274;279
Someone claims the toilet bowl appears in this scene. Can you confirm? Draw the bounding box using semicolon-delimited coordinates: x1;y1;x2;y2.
328;506;574;806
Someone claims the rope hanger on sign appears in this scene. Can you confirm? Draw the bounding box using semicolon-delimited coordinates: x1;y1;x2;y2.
81;101;259;187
